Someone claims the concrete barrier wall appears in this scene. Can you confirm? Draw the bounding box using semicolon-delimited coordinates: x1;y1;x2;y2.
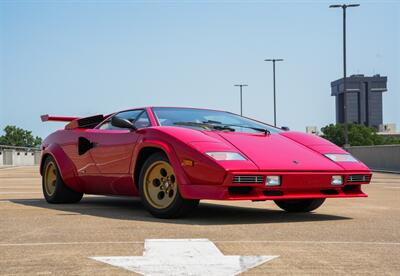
0;146;41;166
347;145;400;173
12;151;36;166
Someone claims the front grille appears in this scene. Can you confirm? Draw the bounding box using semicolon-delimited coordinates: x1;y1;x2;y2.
347;174;371;183
233;175;264;184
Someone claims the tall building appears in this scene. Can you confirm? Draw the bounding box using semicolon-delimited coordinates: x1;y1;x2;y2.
331;74;387;129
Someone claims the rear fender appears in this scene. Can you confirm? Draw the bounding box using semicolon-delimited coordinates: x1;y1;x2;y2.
40;144;83;193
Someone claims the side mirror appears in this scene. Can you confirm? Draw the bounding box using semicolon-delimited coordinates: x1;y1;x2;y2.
281;126;290;131
111;116;137;131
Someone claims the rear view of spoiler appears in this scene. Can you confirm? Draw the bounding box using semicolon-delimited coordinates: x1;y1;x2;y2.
41;114;105;129
41;115;79;122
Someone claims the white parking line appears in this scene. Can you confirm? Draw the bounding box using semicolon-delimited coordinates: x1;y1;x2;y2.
216;240;400;246
0;240;399;247
0;166;37;170
0;192;42;194
0;241;143;246
0;187;40;189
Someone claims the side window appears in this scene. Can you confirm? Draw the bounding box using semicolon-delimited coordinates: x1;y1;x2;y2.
134;111;151;129
117;110;143;122
98;121;113;130
97;110;151;130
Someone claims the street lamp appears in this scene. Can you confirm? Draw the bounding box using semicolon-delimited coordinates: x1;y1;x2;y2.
234;84;248;116
264;58;284;127
330;3;360;147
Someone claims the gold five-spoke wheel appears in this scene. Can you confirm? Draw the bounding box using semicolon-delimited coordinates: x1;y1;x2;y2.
44;161;57;197
139;152;199;218
143;161;178;209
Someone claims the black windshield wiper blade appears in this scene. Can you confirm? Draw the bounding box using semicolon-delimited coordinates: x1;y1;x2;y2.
174;121;235;132
202;120;270;134
227;124;270;134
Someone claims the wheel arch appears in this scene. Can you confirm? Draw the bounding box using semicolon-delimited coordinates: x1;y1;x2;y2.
133;146;167;188
40;153;53;175
40;143;83;193
132;140;192;191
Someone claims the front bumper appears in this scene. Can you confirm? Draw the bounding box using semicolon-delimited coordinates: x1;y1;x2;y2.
179;171;371;200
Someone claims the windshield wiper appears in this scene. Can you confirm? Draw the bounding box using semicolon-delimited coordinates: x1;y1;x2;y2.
202;120;270;135
174;121;235;132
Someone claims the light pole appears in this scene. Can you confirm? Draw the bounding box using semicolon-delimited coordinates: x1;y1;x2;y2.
234;84;248;116
330;3;360;147
264;59;283;127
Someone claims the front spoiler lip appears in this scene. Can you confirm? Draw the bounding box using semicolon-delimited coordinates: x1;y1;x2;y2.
179;184;367;200
226;190;368;201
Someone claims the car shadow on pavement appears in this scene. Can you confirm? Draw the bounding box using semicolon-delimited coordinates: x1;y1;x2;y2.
10;196;351;225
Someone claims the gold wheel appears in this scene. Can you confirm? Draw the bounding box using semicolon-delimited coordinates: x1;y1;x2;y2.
44;161;57;197
143;161;178;209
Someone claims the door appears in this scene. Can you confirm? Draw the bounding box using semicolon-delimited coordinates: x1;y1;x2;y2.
83;109;151;195
89;109;150;174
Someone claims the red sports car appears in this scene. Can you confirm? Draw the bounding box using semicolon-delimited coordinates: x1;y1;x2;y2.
40;107;371;218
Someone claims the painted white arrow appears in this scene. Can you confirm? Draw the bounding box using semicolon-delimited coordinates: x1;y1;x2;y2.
91;239;278;276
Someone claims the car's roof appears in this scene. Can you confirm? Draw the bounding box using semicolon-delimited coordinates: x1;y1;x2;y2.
112;106;230;115
149;106;228;112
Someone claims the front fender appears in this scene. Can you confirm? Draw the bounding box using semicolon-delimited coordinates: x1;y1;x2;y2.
132;139;190;179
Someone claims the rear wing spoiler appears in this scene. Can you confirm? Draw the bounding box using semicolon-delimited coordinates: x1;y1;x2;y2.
41;115;79;122
41;114;104;129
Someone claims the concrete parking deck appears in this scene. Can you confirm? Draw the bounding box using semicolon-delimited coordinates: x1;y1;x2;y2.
0;167;399;275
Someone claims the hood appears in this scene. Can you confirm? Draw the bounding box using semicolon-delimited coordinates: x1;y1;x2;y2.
215;132;345;171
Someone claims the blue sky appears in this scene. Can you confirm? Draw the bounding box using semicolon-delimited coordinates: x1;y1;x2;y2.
1;0;399;138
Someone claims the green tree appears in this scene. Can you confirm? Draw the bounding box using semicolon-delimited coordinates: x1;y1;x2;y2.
320;123;400;147
0;125;42;148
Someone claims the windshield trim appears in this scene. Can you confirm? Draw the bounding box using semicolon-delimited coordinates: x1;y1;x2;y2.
151;107;282;133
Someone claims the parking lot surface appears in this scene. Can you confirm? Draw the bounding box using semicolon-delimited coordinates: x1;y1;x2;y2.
0;166;399;275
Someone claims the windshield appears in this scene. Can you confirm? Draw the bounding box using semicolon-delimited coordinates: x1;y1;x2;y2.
152;107;281;134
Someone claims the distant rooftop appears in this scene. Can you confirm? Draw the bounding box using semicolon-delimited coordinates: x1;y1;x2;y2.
330;74;388;129
331;74;387;96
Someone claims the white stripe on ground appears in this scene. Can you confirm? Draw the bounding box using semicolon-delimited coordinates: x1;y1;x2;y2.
0;192;42;194
0;187;40;189
0;240;399;247
0;166;37;170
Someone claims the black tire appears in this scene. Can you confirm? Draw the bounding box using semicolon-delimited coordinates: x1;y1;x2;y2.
274;198;325;213
42;156;83;203
138;152;199;219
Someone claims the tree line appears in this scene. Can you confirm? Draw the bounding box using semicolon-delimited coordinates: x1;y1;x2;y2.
0;125;42;148
321;124;400;147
